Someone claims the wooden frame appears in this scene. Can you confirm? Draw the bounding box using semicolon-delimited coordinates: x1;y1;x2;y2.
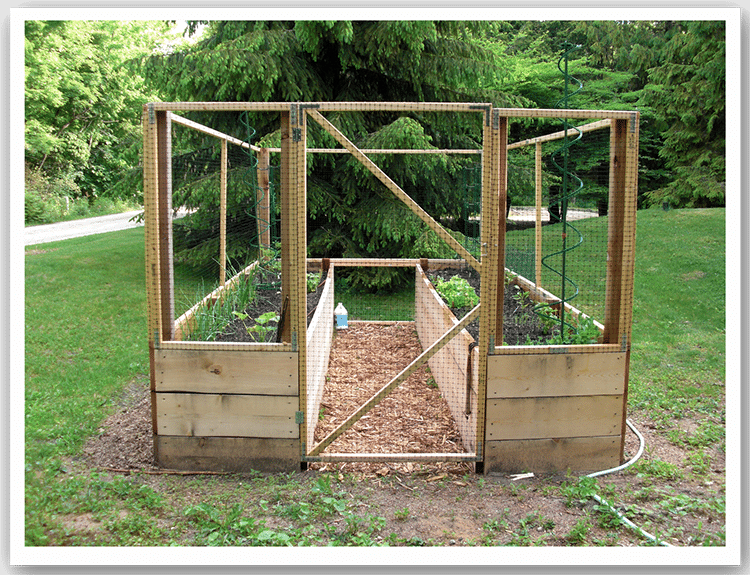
144;102;639;474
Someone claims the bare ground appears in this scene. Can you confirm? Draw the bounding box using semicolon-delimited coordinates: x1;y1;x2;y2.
79;322;726;547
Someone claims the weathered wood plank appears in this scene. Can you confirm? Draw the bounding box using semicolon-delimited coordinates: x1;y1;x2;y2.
487;353;625;399
156;393;299;438
484;436;621;474
155;436;300;473
486;395;622;441
154;349;298;395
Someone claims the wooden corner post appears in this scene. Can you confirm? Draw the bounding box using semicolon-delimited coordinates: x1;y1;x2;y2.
280;104;308;460
604;113;639;463
142;107;174;345
603;114;638;348
476;108;505;467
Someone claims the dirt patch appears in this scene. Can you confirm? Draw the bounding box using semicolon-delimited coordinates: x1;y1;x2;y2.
79;373;725;546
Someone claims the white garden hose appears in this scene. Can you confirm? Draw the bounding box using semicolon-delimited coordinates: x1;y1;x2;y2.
584;419;674;547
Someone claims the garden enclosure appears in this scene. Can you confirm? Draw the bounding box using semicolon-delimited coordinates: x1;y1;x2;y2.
143;101;639;474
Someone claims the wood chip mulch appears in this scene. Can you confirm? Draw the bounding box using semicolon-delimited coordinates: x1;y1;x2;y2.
310;322;473;475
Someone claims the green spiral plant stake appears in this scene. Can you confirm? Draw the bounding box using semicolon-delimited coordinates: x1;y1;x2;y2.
536;42;585;343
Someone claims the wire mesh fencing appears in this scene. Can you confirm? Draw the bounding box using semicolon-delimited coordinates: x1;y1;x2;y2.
144;103;638;470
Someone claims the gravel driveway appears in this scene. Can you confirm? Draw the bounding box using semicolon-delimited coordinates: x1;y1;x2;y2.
24;211;144;246
24;209;192;246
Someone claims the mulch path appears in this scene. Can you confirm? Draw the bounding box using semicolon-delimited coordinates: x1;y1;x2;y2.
309;322;472;475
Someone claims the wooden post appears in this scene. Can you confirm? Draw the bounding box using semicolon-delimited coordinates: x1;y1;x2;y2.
279;111;294;344
603;114;639;464
219;139;228;286
475;108;507;468
257;147;271;249
535;141;543;289
143;105;161;344
156;111;174;342
603;118;628;346
495;114;508;341
294;105;308;458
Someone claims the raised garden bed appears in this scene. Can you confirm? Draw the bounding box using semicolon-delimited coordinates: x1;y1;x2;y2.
202;260;560;346
425;266;558;346
192;263;326;343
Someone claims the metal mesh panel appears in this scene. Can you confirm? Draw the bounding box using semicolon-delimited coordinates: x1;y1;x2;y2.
144;102;638;472
504;118;612;347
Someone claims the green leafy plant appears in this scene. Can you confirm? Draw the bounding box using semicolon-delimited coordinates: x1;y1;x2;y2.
307;272;321;293
184;502;263;545
246;311;280;342
434;276;479;309
394;507;410;521
561;476;599;508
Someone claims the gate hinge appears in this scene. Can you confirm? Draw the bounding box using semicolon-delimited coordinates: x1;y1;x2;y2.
148;103;155;125
295;411;304;425
621;333;628;352
292;331;298;351
292;127;302;142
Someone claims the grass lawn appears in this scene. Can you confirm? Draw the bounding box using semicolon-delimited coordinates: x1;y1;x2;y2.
20;208;729;550
25;228;149;466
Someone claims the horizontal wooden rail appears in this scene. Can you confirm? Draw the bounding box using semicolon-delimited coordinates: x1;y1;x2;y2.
306;257;470;269
170;113;261;152
307;453;479;463
508;119;611;150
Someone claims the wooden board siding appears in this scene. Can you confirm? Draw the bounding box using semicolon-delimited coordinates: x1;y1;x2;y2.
487;353;625;398
484;350;624;472
414;265;477;452
484;436;621;474
156;393;298;438
155;436;299;473
486;395;622;441
152;339;302;472
154;349;298;395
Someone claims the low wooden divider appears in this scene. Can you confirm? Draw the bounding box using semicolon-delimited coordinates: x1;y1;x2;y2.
305;266;335;453
414;264;478;453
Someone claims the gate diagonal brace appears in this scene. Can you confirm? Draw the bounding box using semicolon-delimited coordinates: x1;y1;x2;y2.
306;109;481;273
308;303;481;457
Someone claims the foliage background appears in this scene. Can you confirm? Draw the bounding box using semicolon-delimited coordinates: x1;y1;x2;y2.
25;19;727;264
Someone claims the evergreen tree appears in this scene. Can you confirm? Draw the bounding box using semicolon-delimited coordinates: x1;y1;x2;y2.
640;21;726;207
143;20;532;288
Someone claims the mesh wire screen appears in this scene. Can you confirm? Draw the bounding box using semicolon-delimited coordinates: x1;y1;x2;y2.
505;118;611;345
146;104;636;466
169;113;283;343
